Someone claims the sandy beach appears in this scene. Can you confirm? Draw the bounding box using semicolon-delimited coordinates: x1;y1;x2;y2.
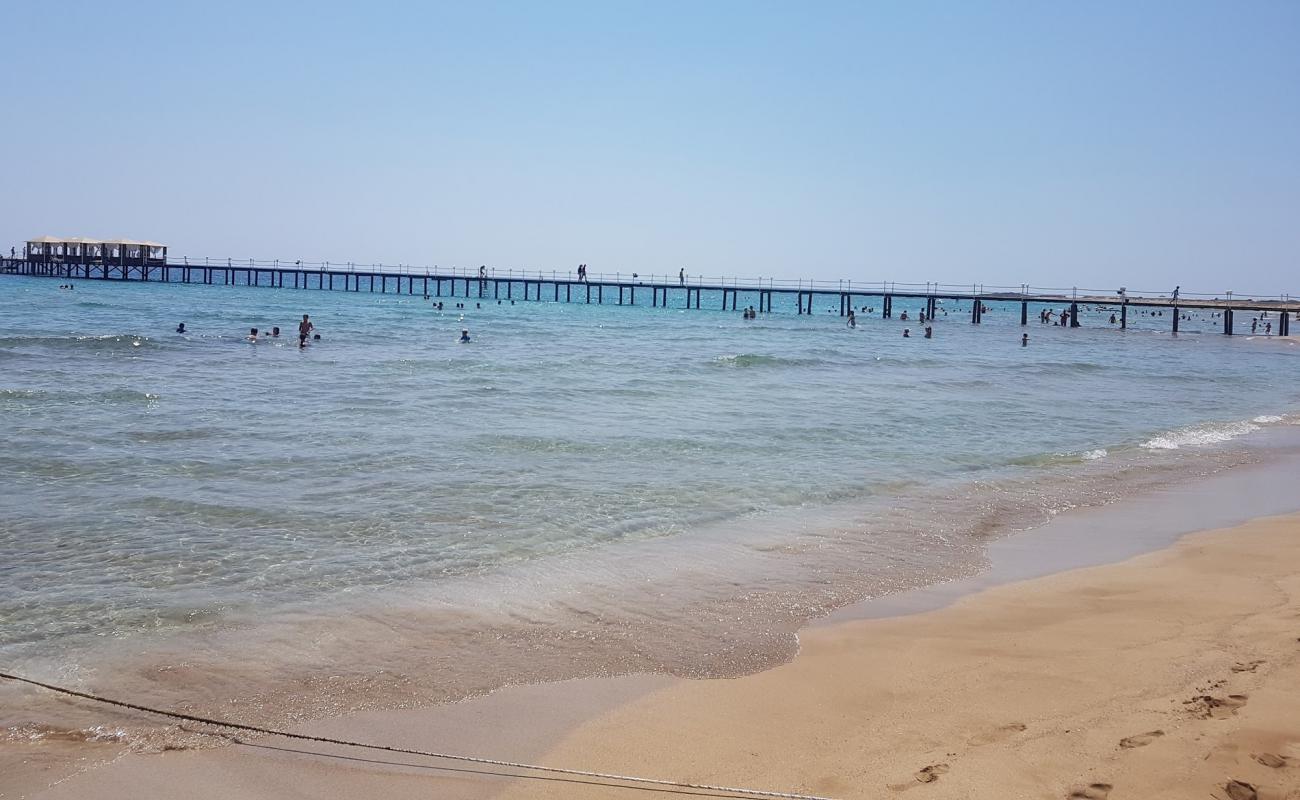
4;511;1298;799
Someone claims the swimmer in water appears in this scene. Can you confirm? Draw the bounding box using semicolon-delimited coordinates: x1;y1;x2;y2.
459;329;471;343
271;326;280;338
176;322;186;334
298;314;313;347
247;327;258;342
1022;333;1029;347
847;310;856;328
924;325;932;339
902;328;910;338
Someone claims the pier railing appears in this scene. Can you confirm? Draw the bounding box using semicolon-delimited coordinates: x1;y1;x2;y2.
143;258;1291;303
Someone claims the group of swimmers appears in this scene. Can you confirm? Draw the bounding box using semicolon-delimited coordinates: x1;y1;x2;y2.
58;284;75;290
172;313;320;346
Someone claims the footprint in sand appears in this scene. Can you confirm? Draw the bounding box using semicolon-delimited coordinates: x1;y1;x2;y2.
1119;730;1165;749
1224;779;1258;800
1253;752;1290;768
1231;660;1264;673
914;763;949;783
1184;693;1248;719
968;722;1027;746
1067;783;1112;799
886;763;950;792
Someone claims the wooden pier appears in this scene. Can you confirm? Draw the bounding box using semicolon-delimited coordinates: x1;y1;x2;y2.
2;256;1294;336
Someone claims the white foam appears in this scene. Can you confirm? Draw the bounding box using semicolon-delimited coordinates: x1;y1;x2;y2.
1141;420;1259;450
1253;415;1284;424
1081;449;1108;461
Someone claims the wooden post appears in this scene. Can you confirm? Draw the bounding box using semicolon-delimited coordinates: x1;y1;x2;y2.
1121;302;1127;329
1069;302;1080;328
1172;306;1179;333
1021;301;1028;325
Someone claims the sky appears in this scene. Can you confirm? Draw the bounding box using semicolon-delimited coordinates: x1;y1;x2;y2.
2;1;1297;293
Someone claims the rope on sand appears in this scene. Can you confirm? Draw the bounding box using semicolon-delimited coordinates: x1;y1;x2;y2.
0;671;838;800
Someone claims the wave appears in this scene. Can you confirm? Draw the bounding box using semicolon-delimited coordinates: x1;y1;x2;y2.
1141;419;1261;450
0;387;159;406
1008;448;1109;467
708;353;825;368
0;334;162;352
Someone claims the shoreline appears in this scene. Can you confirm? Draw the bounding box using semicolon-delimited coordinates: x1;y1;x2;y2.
6;460;1300;798
484;511;1300;800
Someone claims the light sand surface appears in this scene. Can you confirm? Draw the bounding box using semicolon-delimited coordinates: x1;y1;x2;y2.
5;514;1300;800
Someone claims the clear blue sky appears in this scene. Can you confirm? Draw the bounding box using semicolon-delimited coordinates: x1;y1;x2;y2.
2;1;1297;292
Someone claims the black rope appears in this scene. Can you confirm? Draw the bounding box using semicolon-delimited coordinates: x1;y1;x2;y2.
0;671;835;800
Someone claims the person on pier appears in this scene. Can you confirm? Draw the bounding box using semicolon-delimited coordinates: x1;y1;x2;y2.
678;268;685;286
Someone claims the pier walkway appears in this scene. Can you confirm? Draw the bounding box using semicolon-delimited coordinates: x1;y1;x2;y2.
2;257;1294;335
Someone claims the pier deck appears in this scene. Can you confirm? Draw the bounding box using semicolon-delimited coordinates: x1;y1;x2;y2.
2;257;1294;335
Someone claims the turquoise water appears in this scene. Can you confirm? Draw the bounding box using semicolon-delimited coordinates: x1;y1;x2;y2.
2;275;1299;729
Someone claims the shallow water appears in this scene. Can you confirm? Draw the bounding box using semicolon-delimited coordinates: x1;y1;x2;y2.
1;275;1298;737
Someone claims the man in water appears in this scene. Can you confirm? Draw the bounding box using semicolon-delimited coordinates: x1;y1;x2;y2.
902;328;910;338
298;314;314;347
176;322;186;334
1022;333;1029;347
459;329;471;343
247;328;258;342
847;310;856;328
271;326;280;337
924;325;932;339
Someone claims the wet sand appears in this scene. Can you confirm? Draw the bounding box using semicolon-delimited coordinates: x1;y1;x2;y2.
6;512;1300;798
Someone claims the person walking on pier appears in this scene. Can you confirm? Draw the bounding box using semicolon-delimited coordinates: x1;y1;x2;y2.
298;314;314;347
678;268;685;286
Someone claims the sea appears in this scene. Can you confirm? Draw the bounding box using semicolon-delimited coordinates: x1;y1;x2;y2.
1;274;1298;742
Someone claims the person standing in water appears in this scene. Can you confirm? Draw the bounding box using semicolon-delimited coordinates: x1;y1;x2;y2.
298;314;314;347
176;322;186;334
1022;333;1030;347
847;309;856;328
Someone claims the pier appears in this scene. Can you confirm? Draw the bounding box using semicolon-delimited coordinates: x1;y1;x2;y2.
2;242;1296;336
